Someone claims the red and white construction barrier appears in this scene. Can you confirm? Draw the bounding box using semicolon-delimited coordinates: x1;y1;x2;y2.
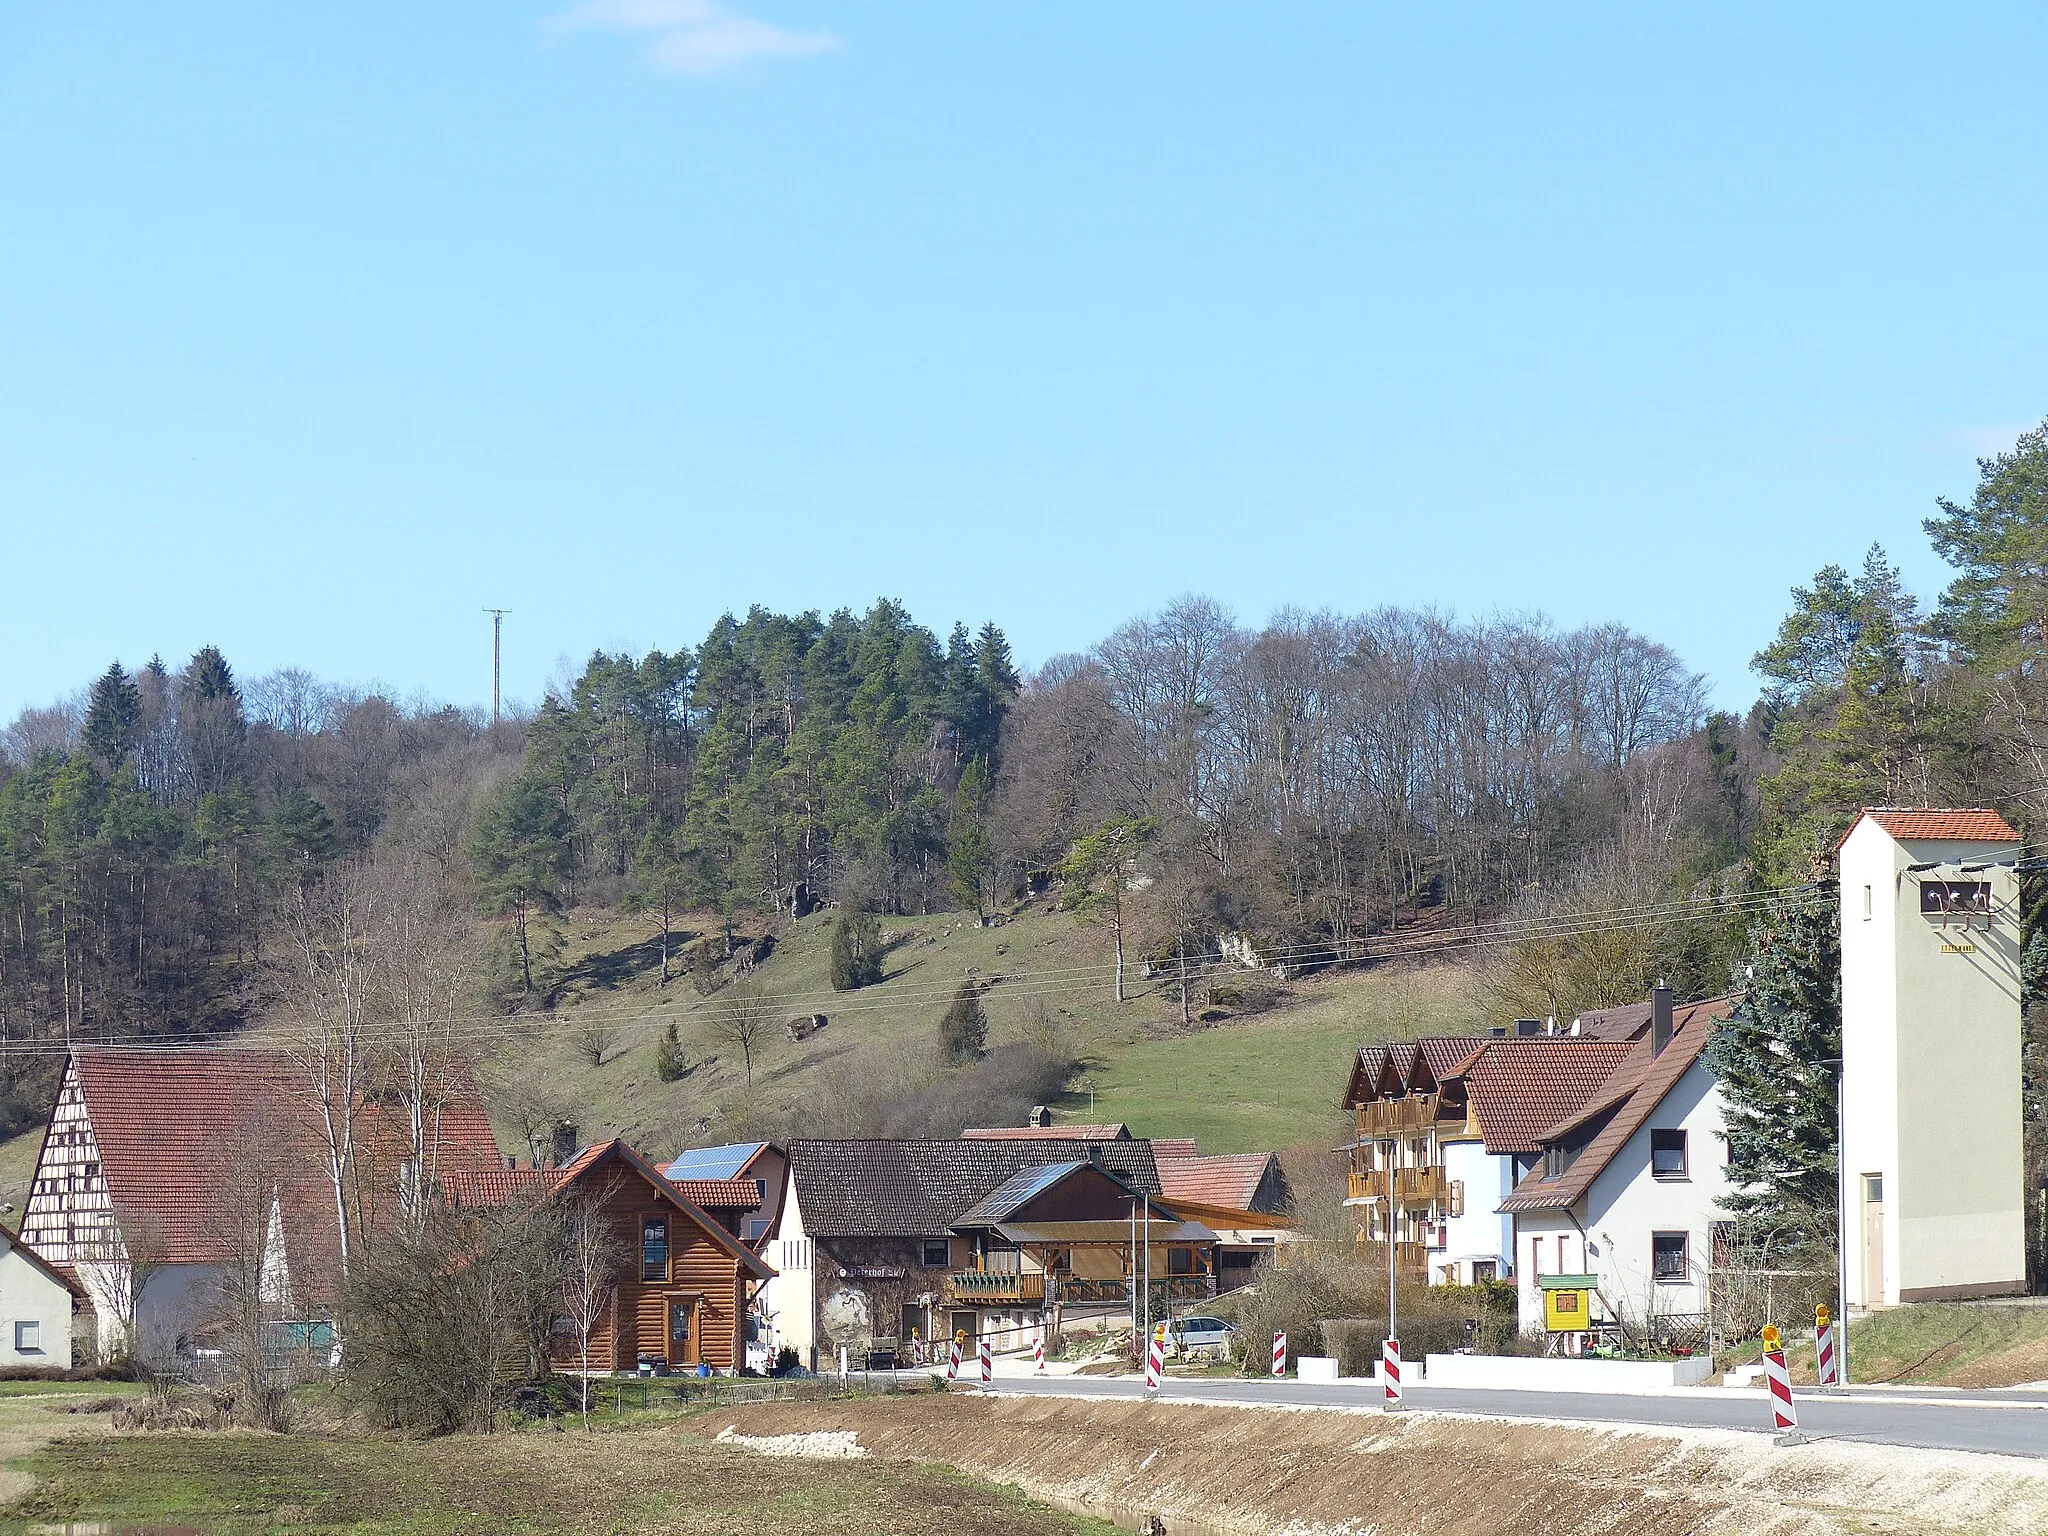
980;1338;993;1386
1272;1331;1287;1378
1145;1325;1165;1392
947;1338;960;1382
1763;1349;1798;1432
1034;1332;1046;1375
1816;1324;1838;1386
1381;1337;1403;1409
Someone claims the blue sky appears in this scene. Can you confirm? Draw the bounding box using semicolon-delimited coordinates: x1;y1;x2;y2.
3;3;2044;720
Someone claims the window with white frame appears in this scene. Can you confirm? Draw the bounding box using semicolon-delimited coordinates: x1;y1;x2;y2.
14;1321;39;1352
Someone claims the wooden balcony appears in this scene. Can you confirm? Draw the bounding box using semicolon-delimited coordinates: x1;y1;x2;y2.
944;1271;1045;1306
1347;1169;1389;1202
1395;1167;1448;1205
1349;1237;1431;1282
1355;1097;1436;1139
1049;1276;1212;1306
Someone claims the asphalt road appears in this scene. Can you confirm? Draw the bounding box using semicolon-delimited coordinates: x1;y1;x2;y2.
984;1374;2048;1458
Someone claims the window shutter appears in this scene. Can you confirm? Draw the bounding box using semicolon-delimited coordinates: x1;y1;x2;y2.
1450;1180;1466;1218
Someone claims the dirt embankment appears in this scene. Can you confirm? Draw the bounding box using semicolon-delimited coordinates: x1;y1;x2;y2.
712;1393;2048;1535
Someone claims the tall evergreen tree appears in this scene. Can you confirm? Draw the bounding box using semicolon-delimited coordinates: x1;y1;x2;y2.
82;663;142;771
469;771;573;997
938;980;988;1062
1705;891;1842;1247
828;909;883;991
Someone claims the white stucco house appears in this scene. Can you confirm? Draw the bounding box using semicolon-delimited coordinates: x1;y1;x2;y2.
1838;807;2026;1305
0;1228;81;1369
1500;988;1737;1340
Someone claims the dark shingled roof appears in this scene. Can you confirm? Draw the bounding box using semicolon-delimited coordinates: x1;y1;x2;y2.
1571;1002;1655;1043
786;1138;1161;1238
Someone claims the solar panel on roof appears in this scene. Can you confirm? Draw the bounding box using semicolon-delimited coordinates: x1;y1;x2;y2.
664;1142;762;1181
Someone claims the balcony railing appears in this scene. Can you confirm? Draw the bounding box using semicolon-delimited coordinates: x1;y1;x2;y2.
1355;1097;1436;1139
1049;1276;1213;1307
1395;1167;1448;1205
944;1271;1045;1306
1348;1167;1448;1207
1348;1238;1432;1280
1347;1169;1388;1202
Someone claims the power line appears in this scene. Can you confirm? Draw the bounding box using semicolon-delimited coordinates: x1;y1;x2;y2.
28;881;1822;1061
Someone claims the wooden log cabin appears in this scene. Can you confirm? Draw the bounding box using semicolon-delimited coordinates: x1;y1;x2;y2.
447;1139;774;1374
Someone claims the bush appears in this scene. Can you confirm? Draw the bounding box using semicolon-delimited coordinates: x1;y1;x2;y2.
655;1021;689;1083
1230;1249;1520;1375
938;982;988;1062
829;911;885;991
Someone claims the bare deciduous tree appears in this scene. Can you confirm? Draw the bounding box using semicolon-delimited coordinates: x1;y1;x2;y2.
706;981;773;1088
558;1178;627;1429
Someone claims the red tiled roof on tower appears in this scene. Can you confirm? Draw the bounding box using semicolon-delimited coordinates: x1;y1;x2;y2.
1836;807;2020;850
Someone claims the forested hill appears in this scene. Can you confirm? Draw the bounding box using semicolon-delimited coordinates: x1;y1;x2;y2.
3;417;2046;1138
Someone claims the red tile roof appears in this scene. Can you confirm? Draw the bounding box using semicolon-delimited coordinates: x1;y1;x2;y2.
54;1047;502;1271
1156;1153;1280;1212
1500;996;1736;1213
446;1139;774;1280
1837;807;2020;850
1446;1039;1638;1154
1148;1139;1201;1161
668;1178;764;1210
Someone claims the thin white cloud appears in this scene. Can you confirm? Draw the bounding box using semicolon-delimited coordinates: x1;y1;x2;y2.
547;0;840;75
1950;425;2028;458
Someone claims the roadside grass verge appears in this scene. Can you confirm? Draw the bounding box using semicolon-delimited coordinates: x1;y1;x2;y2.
6;1417;1122;1535
1835;1303;2048;1386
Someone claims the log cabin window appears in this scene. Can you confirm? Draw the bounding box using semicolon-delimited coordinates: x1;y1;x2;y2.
642;1217;669;1281
670;1300;691;1347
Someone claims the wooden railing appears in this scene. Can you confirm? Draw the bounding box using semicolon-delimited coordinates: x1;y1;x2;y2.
1395;1167;1448;1205
1348;1169;1389;1202
1049;1276;1213;1306
944;1271;1045;1305
1355;1097;1435;1139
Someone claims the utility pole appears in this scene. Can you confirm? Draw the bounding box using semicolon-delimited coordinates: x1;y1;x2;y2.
484;608;509;725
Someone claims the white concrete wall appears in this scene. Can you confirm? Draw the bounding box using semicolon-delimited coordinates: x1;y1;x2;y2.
0;1243;73;1370
1839;819;1902;1308
1424;1353;1715;1391
1441;1139;1513;1282
1841;820;2025;1303
764;1182;814;1359
1583;1059;1730;1334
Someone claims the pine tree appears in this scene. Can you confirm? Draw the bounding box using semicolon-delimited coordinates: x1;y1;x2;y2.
828;909;884;991
1705;891;1842;1247
81;663;142;771
947;759;994;913
655;1020;690;1083
939;981;988;1062
469;771;573;998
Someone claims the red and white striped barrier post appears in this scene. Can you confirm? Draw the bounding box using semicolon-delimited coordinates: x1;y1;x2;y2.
1034;1330;1046;1375
947;1334;961;1382
1381;1336;1403;1410
980;1337;993;1386
1815;1306;1838;1386
1272;1330;1287;1378
1761;1326;1801;1442
1145;1322;1166;1394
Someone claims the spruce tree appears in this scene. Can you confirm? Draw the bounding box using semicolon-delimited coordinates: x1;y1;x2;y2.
82;663;142;770
828;909;883;991
655;1021;690;1083
1705;891;1842;1246
939;981;988;1062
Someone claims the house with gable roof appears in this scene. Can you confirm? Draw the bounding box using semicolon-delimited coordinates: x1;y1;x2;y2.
767;1136;1165;1367
446;1139;774;1374
1499;986;1737;1340
662;1142;786;1249
21;1046;503;1361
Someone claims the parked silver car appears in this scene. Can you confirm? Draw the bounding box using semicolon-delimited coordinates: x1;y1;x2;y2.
1170;1315;1238;1352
